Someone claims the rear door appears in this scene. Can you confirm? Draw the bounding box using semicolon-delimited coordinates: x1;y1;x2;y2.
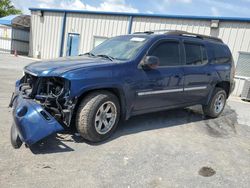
182;40;213;103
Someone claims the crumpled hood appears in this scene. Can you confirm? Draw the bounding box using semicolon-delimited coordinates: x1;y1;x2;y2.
24;56;112;76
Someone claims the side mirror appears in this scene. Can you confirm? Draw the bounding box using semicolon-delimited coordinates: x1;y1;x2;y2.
141;56;160;70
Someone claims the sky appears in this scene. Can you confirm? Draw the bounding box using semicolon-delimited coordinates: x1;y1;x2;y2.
11;0;250;18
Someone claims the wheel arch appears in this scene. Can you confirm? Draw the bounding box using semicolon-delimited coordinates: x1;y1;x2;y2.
215;81;230;98
71;87;127;127
205;81;230;106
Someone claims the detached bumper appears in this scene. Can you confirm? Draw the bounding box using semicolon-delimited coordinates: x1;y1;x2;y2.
12;94;64;146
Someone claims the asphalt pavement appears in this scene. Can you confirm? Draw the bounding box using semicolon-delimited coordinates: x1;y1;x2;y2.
0;53;250;188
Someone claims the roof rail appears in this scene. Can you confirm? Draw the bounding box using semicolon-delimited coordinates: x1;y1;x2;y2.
166;30;223;43
133;29;171;34
133;29;223;43
133;31;154;34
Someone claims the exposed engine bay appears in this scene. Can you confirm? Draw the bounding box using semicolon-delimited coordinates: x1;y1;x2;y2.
16;72;77;127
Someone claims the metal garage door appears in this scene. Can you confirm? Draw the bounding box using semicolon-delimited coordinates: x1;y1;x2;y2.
236;52;250;77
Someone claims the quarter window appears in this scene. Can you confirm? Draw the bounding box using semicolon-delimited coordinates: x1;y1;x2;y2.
184;43;208;65
212;44;231;64
150;42;181;66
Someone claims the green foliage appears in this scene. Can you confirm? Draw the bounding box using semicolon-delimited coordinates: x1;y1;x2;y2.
0;0;22;17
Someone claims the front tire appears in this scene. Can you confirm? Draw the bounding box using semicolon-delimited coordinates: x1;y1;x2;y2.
203;87;227;118
76;91;120;142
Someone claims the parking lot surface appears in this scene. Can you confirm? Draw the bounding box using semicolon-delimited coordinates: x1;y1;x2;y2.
0;54;250;188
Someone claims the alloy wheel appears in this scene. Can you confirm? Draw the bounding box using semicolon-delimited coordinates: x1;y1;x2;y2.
94;101;117;134
214;93;225;114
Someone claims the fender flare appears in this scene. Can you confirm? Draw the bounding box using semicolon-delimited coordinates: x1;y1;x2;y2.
75;85;128;120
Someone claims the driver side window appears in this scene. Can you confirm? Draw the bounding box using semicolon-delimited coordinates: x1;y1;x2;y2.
149;41;181;66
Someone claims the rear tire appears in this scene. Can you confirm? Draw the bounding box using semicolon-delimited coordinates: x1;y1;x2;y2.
203;87;227;118
75;91;120;142
10;123;23;149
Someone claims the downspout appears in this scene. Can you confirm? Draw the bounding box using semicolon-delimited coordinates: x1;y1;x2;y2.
127;16;133;34
59;12;67;57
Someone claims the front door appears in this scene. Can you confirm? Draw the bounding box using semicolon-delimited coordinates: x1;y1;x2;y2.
66;33;80;56
133;40;185;112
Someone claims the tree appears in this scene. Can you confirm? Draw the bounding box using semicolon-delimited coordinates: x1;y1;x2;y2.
0;0;22;17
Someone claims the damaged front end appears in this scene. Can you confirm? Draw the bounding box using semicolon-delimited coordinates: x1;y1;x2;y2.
10;72;77;148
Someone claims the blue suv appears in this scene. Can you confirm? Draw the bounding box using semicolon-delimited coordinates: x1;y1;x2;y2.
10;30;235;148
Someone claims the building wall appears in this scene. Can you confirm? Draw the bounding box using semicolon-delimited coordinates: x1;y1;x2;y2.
131;17;250;61
0;24;29;55
63;13;129;56
29;10;250;63
131;17;211;35
217;22;250;62
29;11;64;59
0;24;12;53
11;28;30;55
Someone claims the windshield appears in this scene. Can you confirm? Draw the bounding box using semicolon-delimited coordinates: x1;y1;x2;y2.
89;36;149;61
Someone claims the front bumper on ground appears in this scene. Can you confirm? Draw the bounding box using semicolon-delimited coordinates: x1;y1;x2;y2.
11;93;64;146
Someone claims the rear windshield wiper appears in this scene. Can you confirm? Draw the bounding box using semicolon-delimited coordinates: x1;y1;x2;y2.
96;54;114;61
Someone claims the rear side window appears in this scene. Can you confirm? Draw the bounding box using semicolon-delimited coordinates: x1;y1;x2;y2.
150;41;181;66
184;43;208;65
212;44;231;64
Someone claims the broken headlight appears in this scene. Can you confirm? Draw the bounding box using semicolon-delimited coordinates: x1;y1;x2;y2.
36;77;69;99
34;77;74;126
18;74;75;126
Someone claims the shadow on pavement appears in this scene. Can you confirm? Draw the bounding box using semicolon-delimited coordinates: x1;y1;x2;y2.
29;134;75;154
29;104;238;154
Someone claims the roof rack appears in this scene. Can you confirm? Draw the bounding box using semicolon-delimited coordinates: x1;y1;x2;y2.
133;29;171;35
166;30;223;43
133;31;155;34
133;29;223;43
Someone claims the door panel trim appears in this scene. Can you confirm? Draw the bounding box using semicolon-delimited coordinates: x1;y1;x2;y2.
137;88;183;96
137;86;207;96
184;86;207;91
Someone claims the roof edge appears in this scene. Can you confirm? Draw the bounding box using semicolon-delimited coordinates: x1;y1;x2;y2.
29;8;250;22
0;14;20;25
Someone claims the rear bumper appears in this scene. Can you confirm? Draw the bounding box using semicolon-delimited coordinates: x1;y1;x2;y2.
11;93;64;146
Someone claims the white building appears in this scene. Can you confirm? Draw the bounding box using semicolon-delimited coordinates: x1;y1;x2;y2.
29;8;250;96
0;15;30;55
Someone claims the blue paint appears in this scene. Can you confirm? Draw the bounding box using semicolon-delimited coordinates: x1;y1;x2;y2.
0;15;19;25
127;16;133;34
12;33;235;146
59;12;67;57
66;33;80;56
12;95;64;146
29;8;250;22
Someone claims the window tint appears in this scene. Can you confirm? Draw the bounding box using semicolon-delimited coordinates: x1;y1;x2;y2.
150;42;180;66
212;44;231;64
184;43;208;65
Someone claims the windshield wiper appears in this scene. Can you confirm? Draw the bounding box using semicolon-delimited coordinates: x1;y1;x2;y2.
80;53;115;61
80;52;96;57
96;54;114;61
